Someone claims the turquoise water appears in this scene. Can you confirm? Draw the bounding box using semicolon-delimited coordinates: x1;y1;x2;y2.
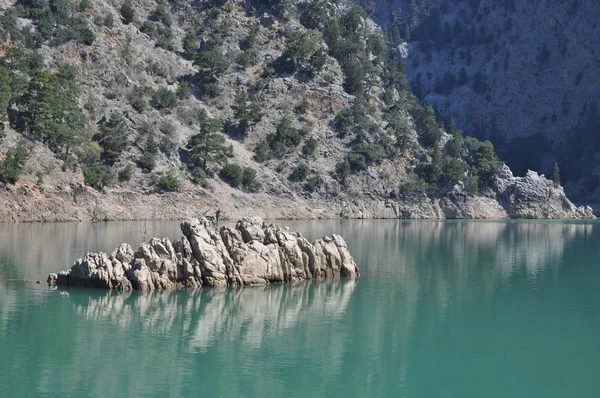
1;220;600;397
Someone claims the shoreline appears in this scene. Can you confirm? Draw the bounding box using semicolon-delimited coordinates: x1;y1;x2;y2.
2;215;600;225
0;175;595;223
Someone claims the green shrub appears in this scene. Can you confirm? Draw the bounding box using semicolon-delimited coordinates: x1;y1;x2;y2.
79;141;102;166
129;94;148;113
346;153;367;172
137;152;156;172
219;163;243;187
281;29;323;73
78;0;90;12
118;164;133;181
300;0;331;30
140;21;173;50
266;0;293;20
268;117;303;156
254;139;270;162
150;4;172;27
443;158;468;184
0;140;28;184
302;136;317;157
464;175;479;195
120;1;135;24
254;117;303;160
231;92;263;133
176;81;191;99
334;98;376;138
242;167;257;190
157;169;181;191
159;136;176;156
84;162;114;190
201;82;221;99
191;168;210;188
334;160;350;184
398;179;430;200
415;162;438;184
354;143;386;165
103;13;114;28
289;163;309;181
77;26;95;45
294;99;309;115
305;175;323;192
238;49;259;67
150;88;177;110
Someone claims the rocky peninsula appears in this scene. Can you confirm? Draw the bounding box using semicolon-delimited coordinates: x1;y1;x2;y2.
47;217;359;291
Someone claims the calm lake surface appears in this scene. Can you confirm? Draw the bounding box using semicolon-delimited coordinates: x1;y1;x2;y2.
1;219;600;397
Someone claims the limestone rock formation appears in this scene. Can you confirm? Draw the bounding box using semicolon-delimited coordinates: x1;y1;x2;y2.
47;217;359;291
387;165;595;220
492;166;594;219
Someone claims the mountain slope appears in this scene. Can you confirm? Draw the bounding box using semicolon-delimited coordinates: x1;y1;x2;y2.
0;0;592;221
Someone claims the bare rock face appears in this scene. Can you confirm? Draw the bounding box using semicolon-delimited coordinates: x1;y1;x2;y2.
48;217;359;291
431;165;595;220
493;166;595;219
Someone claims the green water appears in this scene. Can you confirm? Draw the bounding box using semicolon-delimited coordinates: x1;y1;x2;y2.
1;220;600;397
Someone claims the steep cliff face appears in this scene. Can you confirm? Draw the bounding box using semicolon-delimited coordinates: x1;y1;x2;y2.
379;0;600;202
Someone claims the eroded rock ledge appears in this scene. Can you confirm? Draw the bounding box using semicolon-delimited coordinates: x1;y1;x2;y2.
47;217;359;291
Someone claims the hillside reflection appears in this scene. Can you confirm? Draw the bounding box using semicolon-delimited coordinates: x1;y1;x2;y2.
290;220;594;277
0;220;182;279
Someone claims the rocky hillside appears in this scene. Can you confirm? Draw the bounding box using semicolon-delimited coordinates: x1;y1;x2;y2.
0;0;593;221
378;0;600;204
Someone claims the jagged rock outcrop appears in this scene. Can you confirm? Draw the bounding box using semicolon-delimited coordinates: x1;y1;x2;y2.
385;165;595;220
492;166;594;219
47;217;359;291
438;165;595;219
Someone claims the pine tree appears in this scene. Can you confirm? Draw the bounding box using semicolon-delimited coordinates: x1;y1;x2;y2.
231;92;262;133
552;161;561;188
96;112;130;166
187;112;229;171
20;67;89;159
0;65;12;128
182;29;199;60
194;48;230;81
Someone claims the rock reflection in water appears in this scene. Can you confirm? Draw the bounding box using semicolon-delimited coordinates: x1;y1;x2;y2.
59;278;357;396
72;278;357;348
